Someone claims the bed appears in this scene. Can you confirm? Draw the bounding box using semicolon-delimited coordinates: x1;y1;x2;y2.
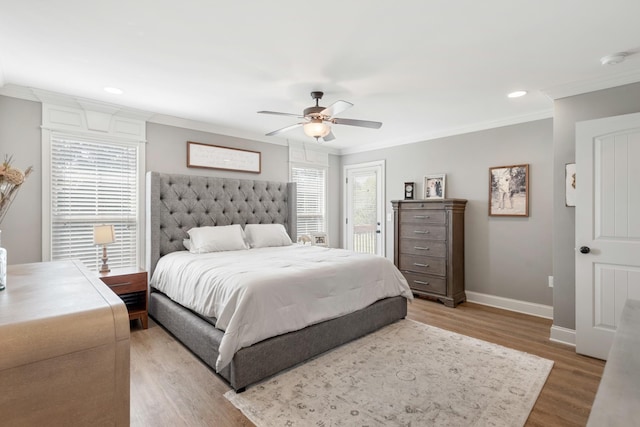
145;171;410;391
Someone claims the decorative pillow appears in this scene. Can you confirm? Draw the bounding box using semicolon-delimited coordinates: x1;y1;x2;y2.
186;224;249;253
183;239;192;251
244;223;292;248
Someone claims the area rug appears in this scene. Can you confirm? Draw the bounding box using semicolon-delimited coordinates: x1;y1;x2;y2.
225;319;553;427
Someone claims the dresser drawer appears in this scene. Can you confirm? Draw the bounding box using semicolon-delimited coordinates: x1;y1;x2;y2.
399;240;447;257
100;272;147;295
400;224;446;241
399;254;446;276
399;209;446;224
400;271;446;295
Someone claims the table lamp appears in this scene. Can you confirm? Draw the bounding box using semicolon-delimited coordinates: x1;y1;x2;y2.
93;225;115;273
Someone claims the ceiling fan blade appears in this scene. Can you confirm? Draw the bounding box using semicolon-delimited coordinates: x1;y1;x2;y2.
265;123;303;136
320;100;353;117
258;110;304;118
332;118;382;129
322;130;336;142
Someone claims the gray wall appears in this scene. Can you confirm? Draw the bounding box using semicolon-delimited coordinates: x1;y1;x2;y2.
0;98;342;264
146;122;341;247
341;119;554;305
146;123;289;181
0;96;42;264
6;82;640;316
552;82;640;330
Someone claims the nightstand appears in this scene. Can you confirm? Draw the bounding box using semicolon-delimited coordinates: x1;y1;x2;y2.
99;267;148;329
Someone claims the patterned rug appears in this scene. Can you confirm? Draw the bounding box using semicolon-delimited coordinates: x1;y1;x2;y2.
225;319;553;426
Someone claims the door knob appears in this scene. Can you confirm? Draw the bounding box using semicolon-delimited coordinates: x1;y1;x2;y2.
579;246;591;254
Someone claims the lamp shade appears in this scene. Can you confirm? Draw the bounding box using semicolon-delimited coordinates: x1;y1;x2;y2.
93;225;115;245
303;120;330;138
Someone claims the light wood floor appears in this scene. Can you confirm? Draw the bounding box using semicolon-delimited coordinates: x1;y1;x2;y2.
130;298;605;426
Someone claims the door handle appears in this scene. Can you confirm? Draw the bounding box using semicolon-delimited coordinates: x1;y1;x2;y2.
579;246;591;254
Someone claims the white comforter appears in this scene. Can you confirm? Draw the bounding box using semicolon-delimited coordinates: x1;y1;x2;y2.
150;245;412;371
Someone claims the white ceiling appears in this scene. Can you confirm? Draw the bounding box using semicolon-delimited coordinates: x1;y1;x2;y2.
1;1;640;154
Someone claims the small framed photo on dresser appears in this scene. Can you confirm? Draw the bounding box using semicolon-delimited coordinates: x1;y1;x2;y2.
423;174;446;199
404;182;415;200
311;232;329;247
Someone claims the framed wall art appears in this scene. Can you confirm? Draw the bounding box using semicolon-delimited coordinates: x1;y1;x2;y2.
489;164;529;217
565;163;576;207
423;174;446;199
187;141;261;173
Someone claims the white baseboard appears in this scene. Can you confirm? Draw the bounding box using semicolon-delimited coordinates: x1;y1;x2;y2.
464;292;577;347
465;291;554;319
549;325;576;347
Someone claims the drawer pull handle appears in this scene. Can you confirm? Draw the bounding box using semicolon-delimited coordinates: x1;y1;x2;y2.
414;246;430;250
414;215;430;219
109;282;132;287
413;230;430;234
413;263;430;268
414;280;430;285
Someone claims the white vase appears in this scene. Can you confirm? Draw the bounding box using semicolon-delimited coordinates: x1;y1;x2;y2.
0;230;6;291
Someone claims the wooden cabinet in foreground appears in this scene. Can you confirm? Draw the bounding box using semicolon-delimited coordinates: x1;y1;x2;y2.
0;260;130;426
392;199;467;307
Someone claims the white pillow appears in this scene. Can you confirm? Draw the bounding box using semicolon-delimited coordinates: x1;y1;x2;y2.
244;223;292;248
187;224;249;253
183;239;192;251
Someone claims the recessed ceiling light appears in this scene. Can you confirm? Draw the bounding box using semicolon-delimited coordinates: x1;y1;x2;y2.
507;90;527;98
600;52;627;66
104;87;124;95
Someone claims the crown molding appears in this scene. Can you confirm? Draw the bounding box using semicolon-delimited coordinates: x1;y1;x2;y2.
0;83;38;101
339;109;553;155
0;84;154;120
148;113;341;155
542;69;640;100
148;113;286;146
0;84;341;154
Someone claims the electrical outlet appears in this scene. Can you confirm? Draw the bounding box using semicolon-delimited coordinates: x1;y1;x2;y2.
548;276;554;288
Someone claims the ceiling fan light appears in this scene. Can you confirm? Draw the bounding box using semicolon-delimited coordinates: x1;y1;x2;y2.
303;120;330;138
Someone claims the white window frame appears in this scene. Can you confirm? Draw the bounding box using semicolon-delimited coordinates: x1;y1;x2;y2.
289;142;330;239
41;102;146;268
290;162;329;235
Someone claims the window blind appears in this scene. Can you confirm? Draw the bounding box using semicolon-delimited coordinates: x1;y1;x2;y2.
291;165;326;236
50;136;139;271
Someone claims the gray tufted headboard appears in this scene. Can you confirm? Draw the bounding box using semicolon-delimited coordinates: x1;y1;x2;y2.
145;171;297;277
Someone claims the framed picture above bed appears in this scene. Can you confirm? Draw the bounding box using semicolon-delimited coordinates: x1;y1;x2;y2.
489;164;529;217
187;141;261;173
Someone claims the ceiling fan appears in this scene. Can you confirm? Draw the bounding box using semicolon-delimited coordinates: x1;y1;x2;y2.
258;91;382;142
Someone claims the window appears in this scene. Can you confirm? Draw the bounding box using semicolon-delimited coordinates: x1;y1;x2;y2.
48;135;141;271
291;165;327;235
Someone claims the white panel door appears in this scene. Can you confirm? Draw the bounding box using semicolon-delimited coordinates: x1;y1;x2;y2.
576;112;640;360
344;161;385;256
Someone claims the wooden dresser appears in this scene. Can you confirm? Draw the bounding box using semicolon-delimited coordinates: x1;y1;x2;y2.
0;260;130;426
391;199;467;307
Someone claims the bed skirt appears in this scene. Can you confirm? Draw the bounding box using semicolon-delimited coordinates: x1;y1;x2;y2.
149;291;407;391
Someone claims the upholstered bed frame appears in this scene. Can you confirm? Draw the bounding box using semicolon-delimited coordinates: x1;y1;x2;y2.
145;171;407;391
